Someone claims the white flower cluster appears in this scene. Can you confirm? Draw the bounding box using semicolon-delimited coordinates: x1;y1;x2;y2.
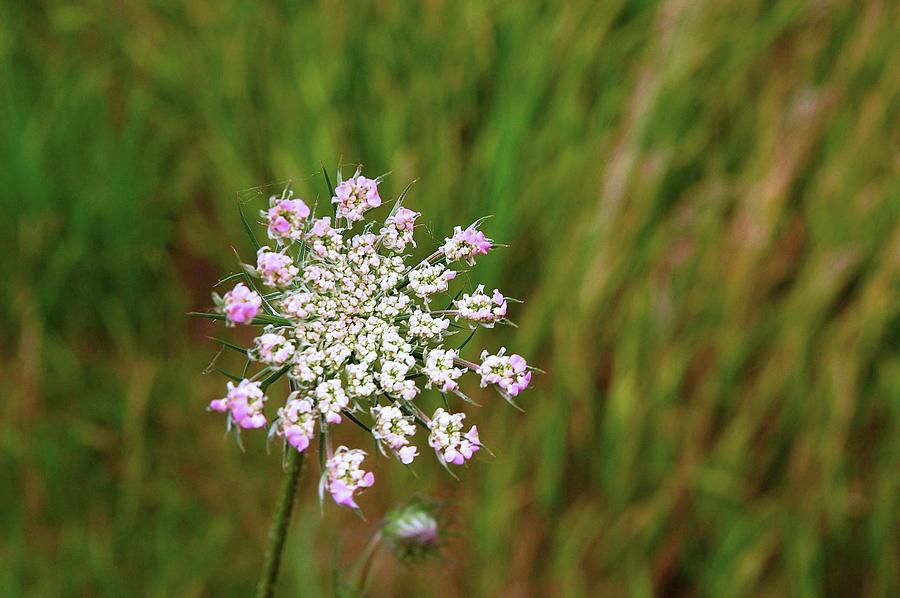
205;169;534;510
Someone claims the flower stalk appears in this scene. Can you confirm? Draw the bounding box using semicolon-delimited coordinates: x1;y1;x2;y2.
255;448;305;598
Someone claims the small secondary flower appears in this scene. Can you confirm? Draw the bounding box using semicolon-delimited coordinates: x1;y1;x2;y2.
381;499;442;561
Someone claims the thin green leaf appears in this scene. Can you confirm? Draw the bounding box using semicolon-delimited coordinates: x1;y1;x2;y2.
214;367;242;382
238;203;262;251
215;272;245;286
188;311;292;327
260;364;290;390
208;336;250;356
321;161;334;197
451;389;481;407
343;410;372;433
456;327;477;351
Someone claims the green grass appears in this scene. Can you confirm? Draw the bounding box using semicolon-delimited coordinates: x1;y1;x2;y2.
1;1;898;596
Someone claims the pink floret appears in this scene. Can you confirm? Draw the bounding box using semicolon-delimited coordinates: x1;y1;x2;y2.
223;283;261;325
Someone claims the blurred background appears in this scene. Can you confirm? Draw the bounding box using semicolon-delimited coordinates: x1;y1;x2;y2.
1;1;898;596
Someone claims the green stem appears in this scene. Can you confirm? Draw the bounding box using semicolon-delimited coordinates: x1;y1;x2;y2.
255;449;305;598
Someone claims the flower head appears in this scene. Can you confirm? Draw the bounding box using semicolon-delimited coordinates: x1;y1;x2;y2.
380;207;420;252
308;217;343;259
408;263;457;299
253;331;295;366
314;378;349;424
222;282;262;325
201;168;534;510
423;347;465;393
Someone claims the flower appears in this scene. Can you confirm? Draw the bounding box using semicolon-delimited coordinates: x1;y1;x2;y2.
478;348;532;396
381;499;442;561
201;168;534;510
428;408;480;465
277;393;317;452
455;284;508;326
325;446;375;508
441;226;492;265
209;379;268;429
332;170;382;222
222;282;262;325
256;247;299;287
264;197;310;241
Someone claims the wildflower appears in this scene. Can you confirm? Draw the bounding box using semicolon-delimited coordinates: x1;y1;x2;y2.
422;347;464;393
277;393;317;452
455;284;508;326
428;408;480;465
256;247;299;288
478;348;532;396
222;282;262;325
332;171;382;222
209;379;268;429
264;197;310;241
325;446;375;508
201;167;534;511
441;225;492;265
372;404;419;464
